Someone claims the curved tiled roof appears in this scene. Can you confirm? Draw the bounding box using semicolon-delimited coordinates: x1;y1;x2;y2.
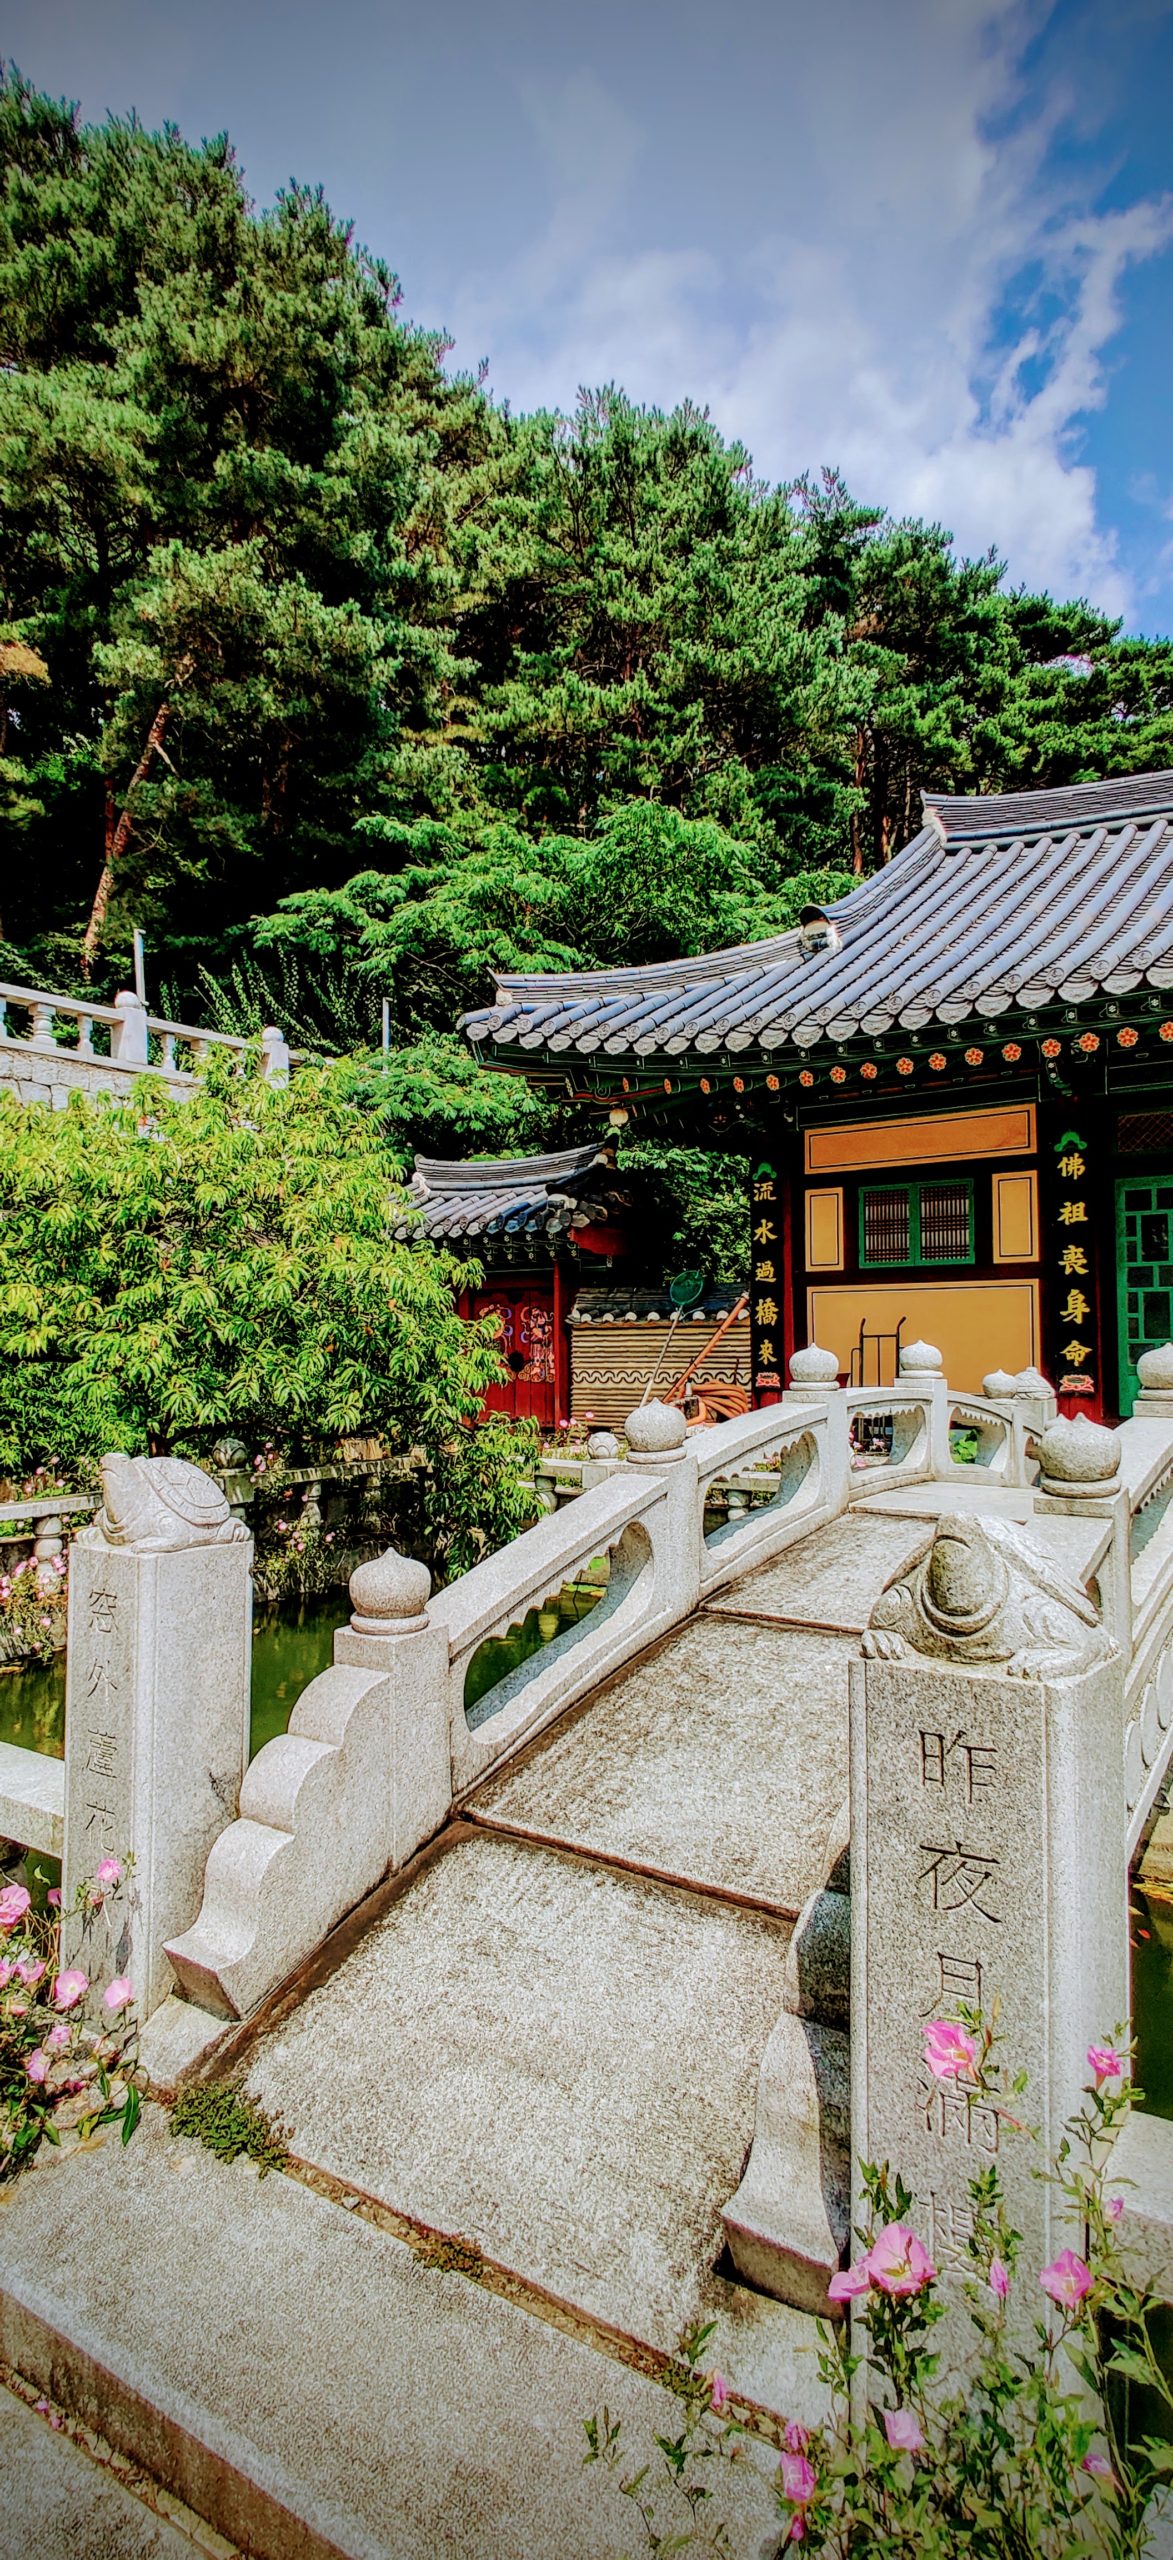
462;771;1173;1066
395;1142;618;1242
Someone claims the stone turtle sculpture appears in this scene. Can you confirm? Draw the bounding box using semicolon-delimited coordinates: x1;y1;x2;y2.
862;1512;1114;1680
96;1453;250;1553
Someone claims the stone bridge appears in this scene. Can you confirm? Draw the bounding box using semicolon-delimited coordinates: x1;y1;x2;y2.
5;1344;1173;2554
0;977;291;1106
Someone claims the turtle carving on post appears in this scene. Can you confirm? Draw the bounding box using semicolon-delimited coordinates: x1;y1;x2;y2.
96;1454;250;1553
861;1513;1114;1681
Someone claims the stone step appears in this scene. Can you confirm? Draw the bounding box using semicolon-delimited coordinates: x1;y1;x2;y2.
239;1822;820;2412
467;1612;853;1913
0;2108;798;2560
0;2377;217;2559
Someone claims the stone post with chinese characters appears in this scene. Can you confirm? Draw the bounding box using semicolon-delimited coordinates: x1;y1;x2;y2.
63;1454;252;2018
850;1511;1127;2349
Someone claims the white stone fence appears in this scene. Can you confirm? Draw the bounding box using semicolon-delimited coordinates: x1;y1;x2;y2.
0;980;292;1108
8;1340;1173;2040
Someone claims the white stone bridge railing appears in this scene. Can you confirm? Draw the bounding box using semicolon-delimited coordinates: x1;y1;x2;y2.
0;980;292;1107
9;1339;1173;2047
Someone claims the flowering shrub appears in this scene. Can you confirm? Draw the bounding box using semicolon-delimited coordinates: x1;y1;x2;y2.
585;2016;1173;2556
0;1548;67;1663
0;1860;141;2180
253;1517;341;1604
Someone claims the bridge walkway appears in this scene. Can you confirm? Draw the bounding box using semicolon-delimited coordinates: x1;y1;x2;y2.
235;1506;926;2413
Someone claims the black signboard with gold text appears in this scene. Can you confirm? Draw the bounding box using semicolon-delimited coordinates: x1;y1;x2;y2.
750;1160;783;1397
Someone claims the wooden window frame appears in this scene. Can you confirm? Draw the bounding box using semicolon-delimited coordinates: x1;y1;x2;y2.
858;1177;975;1271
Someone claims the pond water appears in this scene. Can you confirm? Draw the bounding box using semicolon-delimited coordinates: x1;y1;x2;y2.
0;1592;347;1768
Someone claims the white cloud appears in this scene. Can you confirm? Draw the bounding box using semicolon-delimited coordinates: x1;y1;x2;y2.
440;0;1172;619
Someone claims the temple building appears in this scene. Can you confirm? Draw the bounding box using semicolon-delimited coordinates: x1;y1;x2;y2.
463;769;1173;1421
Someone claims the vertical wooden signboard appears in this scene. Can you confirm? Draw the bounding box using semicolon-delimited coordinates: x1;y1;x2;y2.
750;1160;783;1403
1042;1115;1100;1412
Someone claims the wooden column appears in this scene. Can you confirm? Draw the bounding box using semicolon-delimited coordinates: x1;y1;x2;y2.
552;1255;571;1426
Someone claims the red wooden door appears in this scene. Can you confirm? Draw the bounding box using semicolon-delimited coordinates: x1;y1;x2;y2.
474;1287;557;1425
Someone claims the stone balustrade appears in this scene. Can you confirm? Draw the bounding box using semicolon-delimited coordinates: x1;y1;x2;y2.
0;979;292;1108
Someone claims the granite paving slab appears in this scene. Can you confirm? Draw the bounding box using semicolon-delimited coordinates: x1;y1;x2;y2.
0;2109;810;2559
243;1824;813;2403
705;1513;926;1632
467;1614;852;1910
0;2381;208;2559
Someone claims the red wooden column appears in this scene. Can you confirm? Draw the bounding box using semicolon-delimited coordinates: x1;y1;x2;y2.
552;1256;571;1427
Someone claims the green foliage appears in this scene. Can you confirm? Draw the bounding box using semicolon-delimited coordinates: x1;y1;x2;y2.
421;1414;543;1585
0;1052;508;1475
169;2083;289;2177
616;1143;752;1292
2;71;1171;1024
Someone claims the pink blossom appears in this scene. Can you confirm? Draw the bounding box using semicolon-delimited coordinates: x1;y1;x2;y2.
1108;2195;1124;2222
16;1956;45;1987
102;1976;133;2013
782;2420;810;2453
25;2049;49;2083
1087;2044;1124;2088
94;1857;123;1889
787;2522;805;2545
10;1998;27;2016
923;2019;978;2081
709;2371;729;2413
827;2260;872;2302
866;2224;937;2297
46;2021;71;2052
0;1883;31;1931
52;1968;88;2010
1039;2250;1093;2311
0;1958;11;1987
989;2257;1010;2300
1082;2451;1119;2489
46;1888;61;1909
883;2408;925;2453
779;2449;816;2505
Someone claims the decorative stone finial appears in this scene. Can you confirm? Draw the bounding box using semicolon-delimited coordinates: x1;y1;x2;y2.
862;1513;1115;1678
898;1339;943;1376
788;1344;840;1385
211;1436;249;1471
95;1453;250;1552
1037;1414;1122;1497
586;1429;621;1460
623;1399;688;1461
981;1368;1019;1399
349;1545;432;1635
1138;1344;1173;1391
1014;1366;1052;1399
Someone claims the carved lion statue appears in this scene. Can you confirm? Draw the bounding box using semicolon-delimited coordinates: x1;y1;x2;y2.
861;1513;1115;1681
96;1454;250;1554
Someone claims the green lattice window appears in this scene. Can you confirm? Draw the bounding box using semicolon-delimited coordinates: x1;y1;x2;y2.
1117;1175;1173;1412
859;1180;974;1269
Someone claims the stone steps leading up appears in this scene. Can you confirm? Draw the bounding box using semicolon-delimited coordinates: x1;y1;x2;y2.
0;2109;790;2560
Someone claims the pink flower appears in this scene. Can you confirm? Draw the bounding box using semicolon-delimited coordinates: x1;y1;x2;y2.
0;1883;31;1931
1087;2044;1123;2088
52;1968;88;2010
883;2407;925;2453
787;2522;805;2545
46;2021;71;2052
827;2259;872;2302
866;2224;937;2297
709;2371;729;2413
46;1888;61;1909
782;2420;810;2453
94;1857;123;1889
0;1958;11;1987
1108;2195;1124;2222
779;2450;816;2505
989;2257;1010;2300
102;1976;133;2013
16;1956;45;1987
25;2049;49;2083
923;2019;978;2081
1039;2250;1093;2312
1082;2451;1118;2489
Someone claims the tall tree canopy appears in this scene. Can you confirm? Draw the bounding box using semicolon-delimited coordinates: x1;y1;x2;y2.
2;66;1172;1034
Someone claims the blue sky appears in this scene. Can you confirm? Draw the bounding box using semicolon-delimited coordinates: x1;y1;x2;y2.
8;0;1173;631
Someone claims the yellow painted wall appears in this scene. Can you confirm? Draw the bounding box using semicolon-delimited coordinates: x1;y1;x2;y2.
805;1104;1036;1175
807;1280;1039;1392
806;1186;844;1270
992;1169;1039;1262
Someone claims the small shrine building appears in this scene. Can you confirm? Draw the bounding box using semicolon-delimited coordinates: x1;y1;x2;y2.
463;769;1173;1421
